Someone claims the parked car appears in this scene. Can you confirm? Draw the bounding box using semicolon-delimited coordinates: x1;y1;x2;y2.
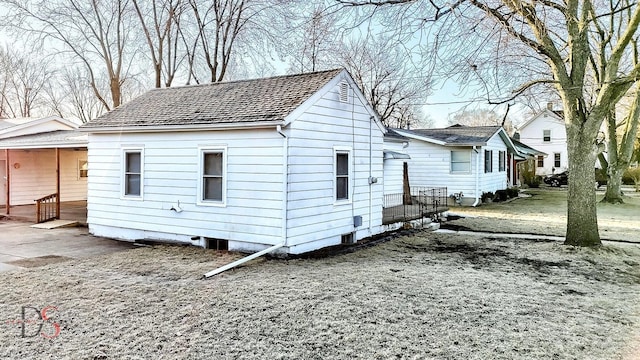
544;169;607;188
544;171;568;187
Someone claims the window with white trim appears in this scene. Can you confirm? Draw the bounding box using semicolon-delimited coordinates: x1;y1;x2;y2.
554;153;561;168
123;149;142;197
543;129;551;142
335;149;351;201
450;150;471;173
498;151;506;172
199;148;226;204
78;160;88;178
537;155;544;168
484;150;493;173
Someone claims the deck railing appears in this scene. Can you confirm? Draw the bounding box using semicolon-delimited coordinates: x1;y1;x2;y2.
382;187;449;225
35;193;59;223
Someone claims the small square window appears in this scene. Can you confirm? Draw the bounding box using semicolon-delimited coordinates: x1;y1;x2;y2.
451;150;471;173
78;160;88;178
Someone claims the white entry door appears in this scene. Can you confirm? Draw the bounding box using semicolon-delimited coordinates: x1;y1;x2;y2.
0;160;6;206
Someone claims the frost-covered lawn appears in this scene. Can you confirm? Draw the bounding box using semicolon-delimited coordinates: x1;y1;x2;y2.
446;187;640;241
1;231;639;359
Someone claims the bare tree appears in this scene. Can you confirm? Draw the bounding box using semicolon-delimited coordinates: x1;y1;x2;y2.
61;69;107;123
449;108;514;133
132;0;186;88
335;35;432;128
339;0;640;247
0;0;139;111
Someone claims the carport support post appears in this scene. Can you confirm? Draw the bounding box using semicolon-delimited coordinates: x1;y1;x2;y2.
55;148;60;219
4;149;9;215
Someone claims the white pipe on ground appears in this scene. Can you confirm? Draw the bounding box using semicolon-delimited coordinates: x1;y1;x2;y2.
203;243;285;278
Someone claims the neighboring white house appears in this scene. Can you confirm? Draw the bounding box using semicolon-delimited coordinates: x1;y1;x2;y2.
0;117;88;209
80;69;386;255
516;104;567;176
389;125;518;206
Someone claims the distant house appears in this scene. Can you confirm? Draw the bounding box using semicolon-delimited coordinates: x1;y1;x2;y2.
80;69;387;254
515;103;566;176
388;125;518;206
0;116;88;218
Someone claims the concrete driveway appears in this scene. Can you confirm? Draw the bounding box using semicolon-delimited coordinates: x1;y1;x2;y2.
0;220;134;272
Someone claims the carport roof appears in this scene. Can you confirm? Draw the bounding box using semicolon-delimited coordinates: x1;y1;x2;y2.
0;130;87;149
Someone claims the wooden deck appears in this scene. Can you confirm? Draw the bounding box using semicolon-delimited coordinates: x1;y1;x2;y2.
1;201;87;224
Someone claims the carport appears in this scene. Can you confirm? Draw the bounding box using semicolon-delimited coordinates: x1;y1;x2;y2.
0;130;88;224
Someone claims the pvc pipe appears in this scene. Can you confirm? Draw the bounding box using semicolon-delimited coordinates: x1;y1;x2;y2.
203;243;285;278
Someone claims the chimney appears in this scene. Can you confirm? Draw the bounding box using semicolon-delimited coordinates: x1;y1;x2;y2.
547;102;554;111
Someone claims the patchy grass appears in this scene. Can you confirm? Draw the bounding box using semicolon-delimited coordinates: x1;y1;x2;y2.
1;233;640;359
446;188;640;241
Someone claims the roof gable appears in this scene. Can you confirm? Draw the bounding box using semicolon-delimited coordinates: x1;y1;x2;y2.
0;116;79;139
518;109;563;131
82;69;344;131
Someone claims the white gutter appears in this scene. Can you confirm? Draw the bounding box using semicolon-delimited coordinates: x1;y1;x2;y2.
203;125;289;278
472;146;481;207
79;120;284;133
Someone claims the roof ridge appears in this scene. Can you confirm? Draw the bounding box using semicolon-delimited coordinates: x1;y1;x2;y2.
147;68;344;92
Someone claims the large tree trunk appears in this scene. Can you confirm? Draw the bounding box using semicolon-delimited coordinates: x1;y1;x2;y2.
565;124;601;246
604;166;624;203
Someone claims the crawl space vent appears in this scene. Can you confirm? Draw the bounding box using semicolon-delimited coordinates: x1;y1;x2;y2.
341;233;354;245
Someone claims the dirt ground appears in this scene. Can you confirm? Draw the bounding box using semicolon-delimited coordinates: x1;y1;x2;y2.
0;188;639;359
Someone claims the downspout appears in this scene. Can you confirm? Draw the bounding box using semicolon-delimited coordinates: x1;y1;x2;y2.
203;125;289;278
368;116;373;235
472;146;481;207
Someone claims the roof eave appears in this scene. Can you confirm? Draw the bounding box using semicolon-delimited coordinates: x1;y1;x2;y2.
79;120;285;133
0;141;87;149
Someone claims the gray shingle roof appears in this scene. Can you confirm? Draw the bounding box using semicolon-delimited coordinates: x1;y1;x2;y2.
396;125;502;145
82;69;344;129
0;130;87;149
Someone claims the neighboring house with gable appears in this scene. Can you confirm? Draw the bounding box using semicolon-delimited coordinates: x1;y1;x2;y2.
515;103;567;176
388;125;518;206
80;69;386;255
0;116;88;219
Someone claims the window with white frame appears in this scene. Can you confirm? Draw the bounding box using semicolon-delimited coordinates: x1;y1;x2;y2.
484;150;493;173
543;129;551;142
123;149;142;197
537;155;544;168
450;150;471;173
499;151;506;172
554;153;561;168
199;148;226;204
78;160;88;179
335;148;351;201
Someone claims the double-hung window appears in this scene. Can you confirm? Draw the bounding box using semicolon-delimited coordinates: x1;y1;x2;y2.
199;147;226;205
543;130;551;142
498;151;506;172
484;150;493;173
537;155;544;168
450;150;471;173
123;149;143;198
554;153;561;168
335;147;351;202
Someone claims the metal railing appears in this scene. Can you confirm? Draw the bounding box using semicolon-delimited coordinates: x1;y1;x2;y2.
382;187;449;225
35;193;59;223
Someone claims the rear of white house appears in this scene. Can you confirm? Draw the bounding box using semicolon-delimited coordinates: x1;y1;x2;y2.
81;69;385;254
389;126;517;206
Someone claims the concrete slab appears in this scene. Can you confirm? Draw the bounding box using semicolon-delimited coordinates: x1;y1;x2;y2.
0;219;135;273
30;220;79;229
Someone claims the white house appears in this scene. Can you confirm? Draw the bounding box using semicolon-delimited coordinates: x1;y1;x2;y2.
80;69;386;255
0;117;88;214
516;104;567;176
388;125;518;206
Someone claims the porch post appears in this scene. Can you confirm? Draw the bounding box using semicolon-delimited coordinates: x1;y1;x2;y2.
4;149;9;215
56;148;60;219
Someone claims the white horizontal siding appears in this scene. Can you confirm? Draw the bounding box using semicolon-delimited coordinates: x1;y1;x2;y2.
3;149;87;205
479;134;509;195
285;80;384;252
87;130;285;246
519;112;568;175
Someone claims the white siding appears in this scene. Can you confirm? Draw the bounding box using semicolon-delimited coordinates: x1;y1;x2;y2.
285;81;384;253
518;111;567;175
0;149;87;205
87;130;285;248
403;134;508;204
382;140;408;207
479;133;509;195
